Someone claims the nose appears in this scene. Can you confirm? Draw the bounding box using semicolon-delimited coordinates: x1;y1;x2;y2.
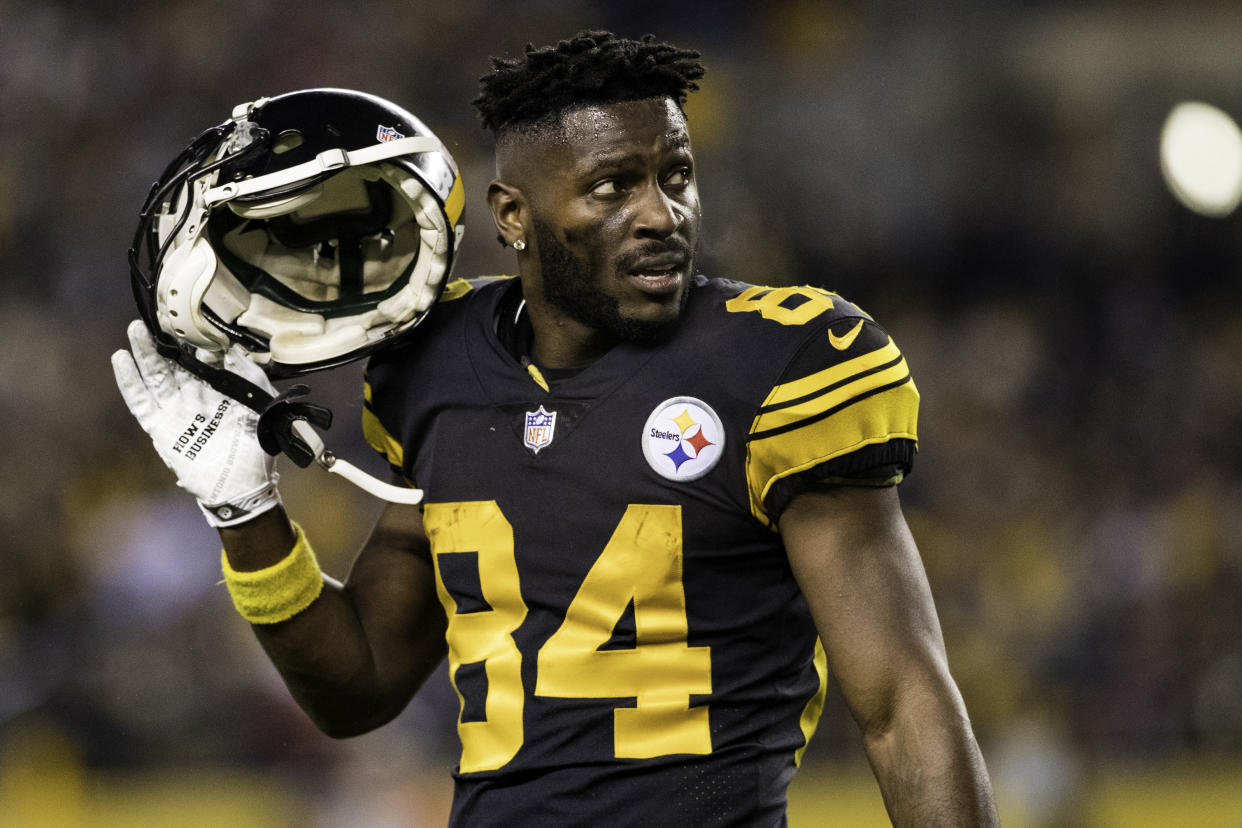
633;183;684;239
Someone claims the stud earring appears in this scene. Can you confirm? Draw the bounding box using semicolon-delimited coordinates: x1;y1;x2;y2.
512;239;526;251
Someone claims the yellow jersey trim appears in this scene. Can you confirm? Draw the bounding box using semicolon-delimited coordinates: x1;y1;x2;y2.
362;381;405;470
763;338;902;408
526;363;550;393
794;638;828;766
746;335;919;526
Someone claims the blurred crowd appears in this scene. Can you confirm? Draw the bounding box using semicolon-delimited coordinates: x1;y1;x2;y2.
3;0;1241;823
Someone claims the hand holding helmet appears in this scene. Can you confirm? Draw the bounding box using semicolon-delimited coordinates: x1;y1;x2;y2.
112;320;280;526
129;87;464;378
117;88;460;511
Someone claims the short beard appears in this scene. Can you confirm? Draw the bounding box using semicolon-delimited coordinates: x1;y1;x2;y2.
532;219;689;347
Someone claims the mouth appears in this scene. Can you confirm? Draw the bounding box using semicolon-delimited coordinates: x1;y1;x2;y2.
626;257;685;295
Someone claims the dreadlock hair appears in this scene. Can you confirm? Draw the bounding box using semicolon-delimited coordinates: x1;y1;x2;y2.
474;30;705;138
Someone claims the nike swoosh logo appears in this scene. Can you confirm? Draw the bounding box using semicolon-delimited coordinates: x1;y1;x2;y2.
828;319;865;351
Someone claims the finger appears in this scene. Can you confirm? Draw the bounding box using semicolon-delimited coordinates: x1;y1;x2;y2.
126;319;178;401
111;348;159;429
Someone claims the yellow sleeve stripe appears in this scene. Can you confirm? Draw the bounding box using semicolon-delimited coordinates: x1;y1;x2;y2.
747;380;919;526
764;337;902;407
439;277;475;303
361;383;405;470
752;354;911;440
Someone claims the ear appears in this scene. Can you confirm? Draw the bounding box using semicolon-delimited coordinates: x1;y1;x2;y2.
487;180;526;247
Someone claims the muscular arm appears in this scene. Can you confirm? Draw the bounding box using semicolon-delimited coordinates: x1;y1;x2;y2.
220;498;447;738
780;485;997;826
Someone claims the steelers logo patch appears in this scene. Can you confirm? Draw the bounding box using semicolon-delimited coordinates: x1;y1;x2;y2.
642;396;725;482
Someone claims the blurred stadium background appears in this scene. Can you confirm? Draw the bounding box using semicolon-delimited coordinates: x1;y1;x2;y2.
3;1;1242;825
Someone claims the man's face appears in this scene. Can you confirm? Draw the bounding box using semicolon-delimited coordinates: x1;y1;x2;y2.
515;98;701;344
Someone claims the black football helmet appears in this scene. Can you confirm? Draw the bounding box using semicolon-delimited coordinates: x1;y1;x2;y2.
129;88;464;380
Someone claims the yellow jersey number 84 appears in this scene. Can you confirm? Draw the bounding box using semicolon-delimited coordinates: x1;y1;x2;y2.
425;501;713;773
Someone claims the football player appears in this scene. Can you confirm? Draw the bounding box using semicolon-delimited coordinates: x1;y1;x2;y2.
113;31;997;827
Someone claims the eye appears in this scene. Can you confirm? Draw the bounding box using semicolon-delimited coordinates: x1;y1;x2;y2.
591;179;622;196
664;166;693;188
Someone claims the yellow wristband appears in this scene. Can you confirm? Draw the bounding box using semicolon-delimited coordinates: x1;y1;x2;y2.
221;521;324;624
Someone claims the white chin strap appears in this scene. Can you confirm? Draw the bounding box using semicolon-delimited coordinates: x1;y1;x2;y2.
291;420;423;505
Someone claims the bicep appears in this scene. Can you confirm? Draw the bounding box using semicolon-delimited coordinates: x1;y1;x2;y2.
780;485;953;732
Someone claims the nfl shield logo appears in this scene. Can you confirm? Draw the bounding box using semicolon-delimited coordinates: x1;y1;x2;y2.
523;406;557;454
376;124;405;143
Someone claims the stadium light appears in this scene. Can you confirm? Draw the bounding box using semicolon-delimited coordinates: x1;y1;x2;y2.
1159;100;1242;218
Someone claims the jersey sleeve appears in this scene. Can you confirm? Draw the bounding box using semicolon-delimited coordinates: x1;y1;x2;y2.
745;315;919;527
360;277;483;481
362;367;406;477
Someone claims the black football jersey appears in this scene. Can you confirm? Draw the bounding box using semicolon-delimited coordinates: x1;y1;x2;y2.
362;275;919;827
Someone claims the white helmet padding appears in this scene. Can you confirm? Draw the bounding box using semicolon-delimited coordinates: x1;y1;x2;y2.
197;163;451;366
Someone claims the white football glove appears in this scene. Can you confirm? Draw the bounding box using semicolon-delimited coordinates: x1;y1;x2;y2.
112;319;280;527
